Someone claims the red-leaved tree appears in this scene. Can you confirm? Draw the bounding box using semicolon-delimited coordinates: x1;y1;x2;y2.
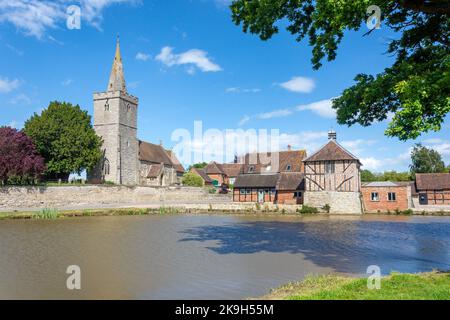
0;127;45;185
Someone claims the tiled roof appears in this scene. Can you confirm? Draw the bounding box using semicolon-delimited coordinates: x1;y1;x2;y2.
139;141;184;173
205;162;225;174
241;150;307;174
221;164;243;177
234;174;280;188
362;181;400;187
303;140;359;163
416;173;450;190
147;164;163;178
276;172;305;191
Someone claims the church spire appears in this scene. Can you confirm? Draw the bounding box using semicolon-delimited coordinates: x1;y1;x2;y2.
107;36;127;93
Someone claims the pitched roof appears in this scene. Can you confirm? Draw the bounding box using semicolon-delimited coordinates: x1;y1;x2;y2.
190;168;212;183
166;150;185;173
205;161;225;174
303;140;360;163
276;173;305;191
416;173;450;190
147;164;163;178
241;150;307;174
234;174;280;188
363;181;400;187
221;163;243;177
138;141;184;173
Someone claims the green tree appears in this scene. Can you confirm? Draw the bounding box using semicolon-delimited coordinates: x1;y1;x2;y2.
381;171;411;181
187;162;208;171
410;143;446;176
361;169;377;182
182;172;204;187
24;101;102;181
230;1;450;140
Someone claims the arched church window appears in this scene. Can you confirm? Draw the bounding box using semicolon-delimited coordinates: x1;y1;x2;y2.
104;100;109;111
127;103;131;112
103;159;110;175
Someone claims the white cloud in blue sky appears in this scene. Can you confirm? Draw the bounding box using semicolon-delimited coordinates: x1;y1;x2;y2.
156;46;222;73
279;76;315;93
0;77;21;93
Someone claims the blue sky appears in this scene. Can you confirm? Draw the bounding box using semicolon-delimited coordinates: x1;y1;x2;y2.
0;0;449;171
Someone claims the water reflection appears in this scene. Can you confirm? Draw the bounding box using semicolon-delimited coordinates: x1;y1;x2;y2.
0;215;448;299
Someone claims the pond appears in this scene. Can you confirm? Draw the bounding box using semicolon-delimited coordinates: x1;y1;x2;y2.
0;214;448;299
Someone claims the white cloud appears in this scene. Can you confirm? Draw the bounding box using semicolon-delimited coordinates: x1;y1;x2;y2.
360;157;383;170
238;115;250;126
156;46;222;73
258;108;293;120
226;87;261;93
0;77;21;93
9;93;31;105
61;79;73;86
296;99;336;118
341;139;377;155
279;76;315;93
0;0;140;38
135;52;150;61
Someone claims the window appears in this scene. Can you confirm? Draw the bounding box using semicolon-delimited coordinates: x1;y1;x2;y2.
246;189;252;194
102;159;110;176
240;189;245;195
388;192;397;201
126;103;131;112
104;101;109;111
248;166;255;173
286;164;292;171
371;192;379;201
265;189;270;194
294;191;302;198
325;161;335;174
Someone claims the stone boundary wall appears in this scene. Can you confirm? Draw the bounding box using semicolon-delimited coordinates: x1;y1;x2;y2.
0;185;230;210
304;191;363;214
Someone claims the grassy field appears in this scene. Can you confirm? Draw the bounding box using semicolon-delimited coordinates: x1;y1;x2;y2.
262;272;450;300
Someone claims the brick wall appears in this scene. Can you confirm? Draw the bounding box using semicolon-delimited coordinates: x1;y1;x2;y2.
362;185;409;212
232;189;302;204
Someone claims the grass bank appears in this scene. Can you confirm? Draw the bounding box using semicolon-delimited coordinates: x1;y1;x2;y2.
262;272;450;300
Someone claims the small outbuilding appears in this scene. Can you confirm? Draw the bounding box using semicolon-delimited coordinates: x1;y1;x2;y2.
415;173;450;205
362;181;412;213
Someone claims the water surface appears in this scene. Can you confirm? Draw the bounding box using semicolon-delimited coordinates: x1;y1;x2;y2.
0;214;448;299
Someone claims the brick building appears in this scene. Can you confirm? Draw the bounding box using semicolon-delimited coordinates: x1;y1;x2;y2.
362;181;412;213
415;173;450;205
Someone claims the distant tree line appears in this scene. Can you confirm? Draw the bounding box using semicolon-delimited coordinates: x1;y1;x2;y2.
361;143;449;182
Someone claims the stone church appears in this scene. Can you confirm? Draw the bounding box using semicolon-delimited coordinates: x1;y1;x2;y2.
88;38;184;186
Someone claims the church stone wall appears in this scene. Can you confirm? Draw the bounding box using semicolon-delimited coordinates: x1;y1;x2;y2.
304;191;363;214
0;186;223;210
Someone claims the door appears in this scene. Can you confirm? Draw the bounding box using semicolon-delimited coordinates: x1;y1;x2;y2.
419;193;428;205
258;189;265;203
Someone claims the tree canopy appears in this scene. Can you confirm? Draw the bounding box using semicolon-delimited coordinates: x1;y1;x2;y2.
24;101;102;181
410;143;446;175
230;0;450;140
182;172;204;187
0;127;45;185
361;169;412;182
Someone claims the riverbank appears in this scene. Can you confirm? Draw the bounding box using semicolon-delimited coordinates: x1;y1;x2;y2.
261;272;450;300
1;205;450;220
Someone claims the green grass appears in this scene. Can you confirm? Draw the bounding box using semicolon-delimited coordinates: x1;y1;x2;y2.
263;272;450;300
32;208;60;220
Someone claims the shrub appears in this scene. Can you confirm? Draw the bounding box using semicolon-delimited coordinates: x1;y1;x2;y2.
208;187;216;194
322;204;331;213
402;209;413;215
299;205;319;214
182;172;203;187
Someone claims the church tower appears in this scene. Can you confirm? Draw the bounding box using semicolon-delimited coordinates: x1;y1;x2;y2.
89;37;139;185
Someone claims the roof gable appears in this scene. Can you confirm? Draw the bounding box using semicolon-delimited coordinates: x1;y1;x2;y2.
241;150;307;174
139;141;184;173
303;140;359;163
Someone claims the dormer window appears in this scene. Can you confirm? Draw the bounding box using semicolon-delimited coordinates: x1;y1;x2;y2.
286;164;292;171
248;166;255;173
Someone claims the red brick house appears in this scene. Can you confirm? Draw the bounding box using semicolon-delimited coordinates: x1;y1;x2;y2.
415;173;450;205
204;162;228;186
233;148;307;204
362;181;412;213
